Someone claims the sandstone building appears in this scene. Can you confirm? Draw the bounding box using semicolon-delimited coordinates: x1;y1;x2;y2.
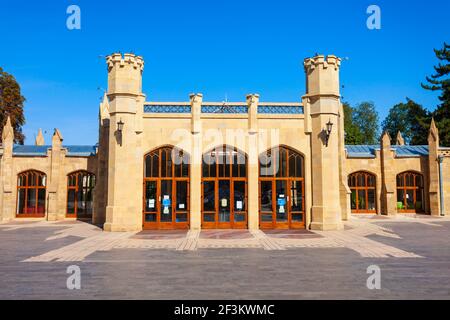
0;53;448;231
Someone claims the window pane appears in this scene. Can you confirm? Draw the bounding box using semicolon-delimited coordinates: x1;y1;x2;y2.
234;181;246;224
415;189;423;211
27;189;36;213
357;190;366;210
176;213;188;222
37;189;45;214
203;181;215;212
351;189;357;210
144;181;157;212
160;180;172;222
406;190;414;209
397;189;405;209
218;180;230;222
290;180;303;212
368;189;376;211
176;181;188;212
67;189;76;214
276;180;288;222
260;181;272;213
17;189;26;214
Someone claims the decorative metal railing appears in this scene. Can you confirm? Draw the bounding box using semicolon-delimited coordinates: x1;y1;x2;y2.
144;105;191;113
201;105;248;114
143;103;304;114
258;105;303;114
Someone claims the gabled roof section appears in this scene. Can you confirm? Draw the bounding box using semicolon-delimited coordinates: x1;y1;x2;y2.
391;145;429;157
345;145;430;158
345;145;379;158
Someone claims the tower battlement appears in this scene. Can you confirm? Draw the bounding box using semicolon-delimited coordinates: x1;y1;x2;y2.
303;54;341;97
304;55;341;72
106;53;144;72
106;53;144;96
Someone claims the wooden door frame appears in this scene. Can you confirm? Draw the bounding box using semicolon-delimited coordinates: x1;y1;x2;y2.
349;171;377;214
397;172;424;213
142;146;190;230
258;177;305;229
16;170;46;218
66;170;95;219
201;177;248;229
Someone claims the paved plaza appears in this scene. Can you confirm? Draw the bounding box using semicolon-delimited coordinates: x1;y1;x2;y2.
0;215;449;299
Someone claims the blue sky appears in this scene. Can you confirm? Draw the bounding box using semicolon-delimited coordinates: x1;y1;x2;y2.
0;0;449;145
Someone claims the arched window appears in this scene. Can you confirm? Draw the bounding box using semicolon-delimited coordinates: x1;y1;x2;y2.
143;146;190;229
201;145;247;229
397;171;424;212
67;171;96;219
259;146;305;229
17;170;46;217
348;171;377;213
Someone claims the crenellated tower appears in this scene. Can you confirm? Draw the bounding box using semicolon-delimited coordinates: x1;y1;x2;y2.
104;53;145;231
303;55;344;230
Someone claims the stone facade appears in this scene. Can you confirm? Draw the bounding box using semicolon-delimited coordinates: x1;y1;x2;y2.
0;53;448;231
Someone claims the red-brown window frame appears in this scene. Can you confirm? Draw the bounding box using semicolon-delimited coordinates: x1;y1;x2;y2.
16;170;46;217
396;171;424;213
348;171;377;214
143;146;190;230
201;145;248;229
258;146;305;229
66;170;96;218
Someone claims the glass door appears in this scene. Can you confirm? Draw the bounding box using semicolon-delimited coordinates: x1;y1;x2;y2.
275;180;288;225
160;179;173;223
233;180;246;225
143;180;158;225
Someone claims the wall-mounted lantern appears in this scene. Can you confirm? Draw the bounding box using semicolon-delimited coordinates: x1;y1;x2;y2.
117;119;124;133
325;119;333;147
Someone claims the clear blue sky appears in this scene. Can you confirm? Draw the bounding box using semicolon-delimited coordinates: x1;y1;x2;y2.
0;0;449;145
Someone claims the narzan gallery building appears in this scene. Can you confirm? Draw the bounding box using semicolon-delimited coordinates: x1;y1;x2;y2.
0;53;448;231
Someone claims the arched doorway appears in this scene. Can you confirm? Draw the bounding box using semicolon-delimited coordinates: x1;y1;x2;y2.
396;171;424;213
66;171;96;219
348;171;377;214
201;145;247;229
259;146;305;229
16;170;46;217
143;146;190;229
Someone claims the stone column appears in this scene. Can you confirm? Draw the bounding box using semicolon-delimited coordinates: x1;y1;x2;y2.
0;117;14;221
93;93;110;225
104;53;145;232
304;55;343;230
190;93;203;230
428;119;441;216
47;129;64;221
338;102;351;220
247;94;259;230
380;131;397;216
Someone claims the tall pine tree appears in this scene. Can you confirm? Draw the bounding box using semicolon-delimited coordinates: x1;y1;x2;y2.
422;42;450;146
0;67;26;144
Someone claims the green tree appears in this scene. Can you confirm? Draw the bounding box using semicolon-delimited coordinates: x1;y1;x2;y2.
352;101;380;144
422;42;450;146
0;67;26;144
343;102;364;144
381;98;430;145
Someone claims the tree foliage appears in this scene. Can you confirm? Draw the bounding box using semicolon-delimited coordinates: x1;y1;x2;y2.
0;67;26;144
381;98;430;145
422;42;450;146
343;101;380;145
